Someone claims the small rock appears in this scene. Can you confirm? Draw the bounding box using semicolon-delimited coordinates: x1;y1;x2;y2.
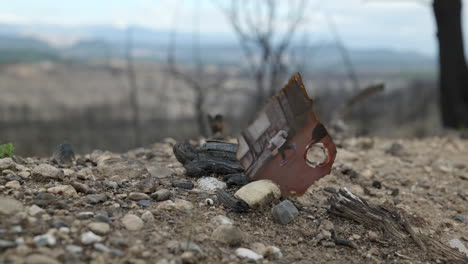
235;248;263;261
368;231;379;240
141;211;154;222
71;182;89;194
0;158;16;170
28;205;46;216
251;242;267;256
322;241;336;247
449;239;468;256
86;194;107;204
88;222;111;235
18;171;30;179
171;180;194;190
181;251;197;263
32;164;63;180
453;215;468;224
128;192;150;201
47;185;78;197
0;196;23;218
105;181;119;189
196;177;227;192
223;173;250;187
33;233;56;247
323;187;337;193
385;143;406;157
271;200;299;225
264;246;283;260
210;215;234;226
319;220;334;231
211;225;244;246
122;214;144;231
138;200;151;207
372;180;382;189
0;239;16;250
315;230;332;242
5;180;20;189
24;254;60;264
167;240;203;254
150;189;172;201
174;198;194;210
77;211;94;219
148;166;172;178
235;180;281;208
66;245;83;254
81;231;103;244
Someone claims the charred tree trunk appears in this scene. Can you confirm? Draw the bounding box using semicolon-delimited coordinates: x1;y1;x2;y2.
433;0;468;128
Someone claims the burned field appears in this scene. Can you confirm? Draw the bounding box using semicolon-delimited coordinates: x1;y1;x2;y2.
0;136;467;263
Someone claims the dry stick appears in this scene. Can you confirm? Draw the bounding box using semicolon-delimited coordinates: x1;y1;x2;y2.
328;188;468;263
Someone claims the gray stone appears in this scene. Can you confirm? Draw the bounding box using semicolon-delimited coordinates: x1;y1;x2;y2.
66;245;83;254
148;166;172;178
122;214;144;231
171;180;194;190
0;239;16;250
128;192;150;201
271;200;299;225
86;194;107;204
167;240;203;254
88;222;111;235
105;181;118;189
0;158;16;170
32;164;63;180
141;210;154;222
28;205;46;217
5;180;20;189
211;225;244;246
81;231;103;244
47;185;78;197
150;189;172;201
0;196;23;218
24;254;60;264
264;246;283;260
235;180;281;208
138;200;151;207
33;233;56;247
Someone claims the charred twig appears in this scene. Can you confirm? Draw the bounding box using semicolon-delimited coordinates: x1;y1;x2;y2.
217;190;250;213
328;188;468;263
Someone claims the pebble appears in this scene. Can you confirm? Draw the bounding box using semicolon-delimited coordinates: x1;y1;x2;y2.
122;214;144;231
28;205;46;216
211;224;244;246
167;240;203;254
235;248;263;260
0;239;16;250
86;194;108;204
210;215;234;226
128;192;150;201
148;166;172;178
66;244;83;254
141;210;154;222
449;239;468;256
5;180;20;189
105;181;119;189
171;180;194;190
81;231;103;244
196;177;227;192
24;254;60;264
235;180;281;208
33;233;56;247
32;164;63;180
150;189;172;201
264;246;283;260
77;211;94;219
138;200;151;207
71;182;89;194
47;185;78;197
88;222;111;235
0;196;24;217
0;158;16;170
271;200;299;225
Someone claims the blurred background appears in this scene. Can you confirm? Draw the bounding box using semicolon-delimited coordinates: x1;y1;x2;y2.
0;0;467;156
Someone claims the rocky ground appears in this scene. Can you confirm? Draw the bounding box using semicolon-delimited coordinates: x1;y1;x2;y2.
0;136;467;264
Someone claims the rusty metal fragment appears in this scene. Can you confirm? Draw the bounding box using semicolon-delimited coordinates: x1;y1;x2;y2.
236;73;337;196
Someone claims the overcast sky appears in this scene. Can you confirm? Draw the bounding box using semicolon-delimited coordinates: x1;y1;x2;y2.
0;0;466;55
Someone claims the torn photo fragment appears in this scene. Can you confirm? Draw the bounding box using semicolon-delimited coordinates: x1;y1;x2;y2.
236;73;337;196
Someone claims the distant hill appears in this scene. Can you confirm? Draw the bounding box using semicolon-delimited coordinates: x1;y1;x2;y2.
0;22;436;73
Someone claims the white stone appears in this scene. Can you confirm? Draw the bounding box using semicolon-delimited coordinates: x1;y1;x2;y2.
122;214;144;231
235;248;263;260
32;164;63;180
0;158;16;170
81;231;103;245
234;180;281;208
264;246;283;260
88;222;111;235
33;233;56;247
141;210;154;222
197;177;227;192
449;239;468;256
210;215;234;226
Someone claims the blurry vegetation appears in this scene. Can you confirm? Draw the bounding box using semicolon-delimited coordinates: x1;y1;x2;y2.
0;143;15;158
